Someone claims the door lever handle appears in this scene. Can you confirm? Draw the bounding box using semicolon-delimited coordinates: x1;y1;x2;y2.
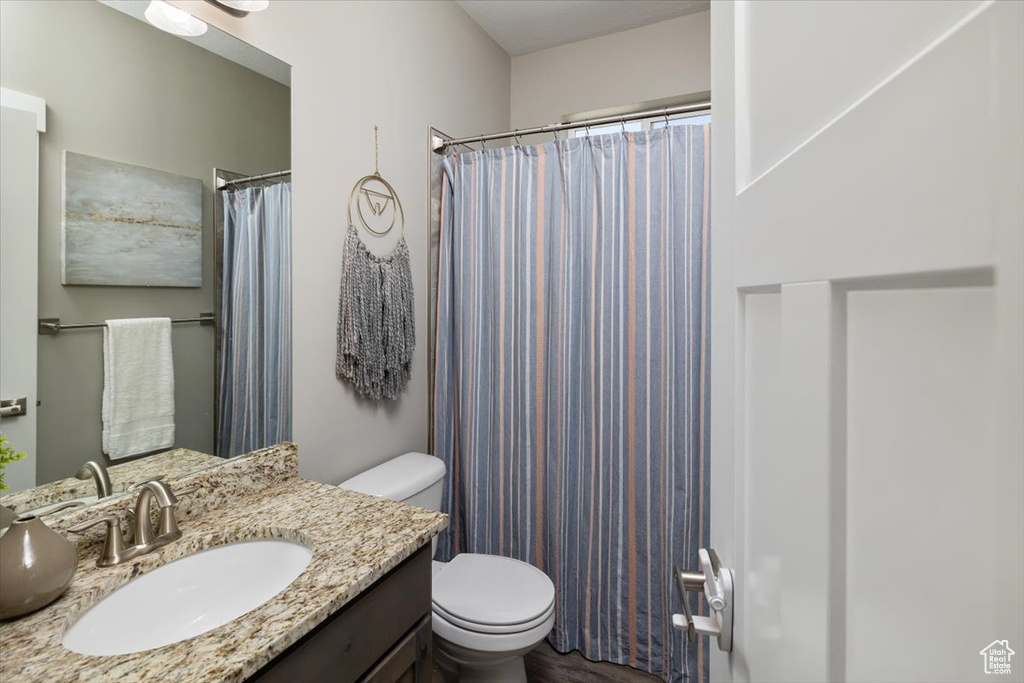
671;548;735;652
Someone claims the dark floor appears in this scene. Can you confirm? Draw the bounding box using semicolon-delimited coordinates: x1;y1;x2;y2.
432;641;663;683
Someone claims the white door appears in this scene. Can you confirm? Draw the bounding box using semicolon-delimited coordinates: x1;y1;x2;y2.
709;2;1022;682
0;91;44;493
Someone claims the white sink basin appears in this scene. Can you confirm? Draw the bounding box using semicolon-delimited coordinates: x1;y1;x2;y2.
63;539;312;656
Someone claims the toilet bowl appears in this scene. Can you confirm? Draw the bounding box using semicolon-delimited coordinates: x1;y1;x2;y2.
339;453;555;682
431;553;555;682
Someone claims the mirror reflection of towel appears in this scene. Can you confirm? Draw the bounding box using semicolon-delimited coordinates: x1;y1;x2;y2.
102;318;175;459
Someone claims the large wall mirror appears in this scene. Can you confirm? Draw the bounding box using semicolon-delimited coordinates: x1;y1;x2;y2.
0;0;291;517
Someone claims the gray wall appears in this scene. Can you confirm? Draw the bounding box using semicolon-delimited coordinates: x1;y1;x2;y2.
0;0;290;484
184;1;511;485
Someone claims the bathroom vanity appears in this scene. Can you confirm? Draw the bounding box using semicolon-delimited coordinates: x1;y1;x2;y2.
250;545;432;682
0;444;447;683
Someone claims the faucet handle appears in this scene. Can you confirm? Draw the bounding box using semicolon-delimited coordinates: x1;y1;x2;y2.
68;514;129;567
67;513;121;535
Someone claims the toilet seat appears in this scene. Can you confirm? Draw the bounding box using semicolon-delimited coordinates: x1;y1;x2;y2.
431;554;556;637
433;600;555;635
432;605;556;654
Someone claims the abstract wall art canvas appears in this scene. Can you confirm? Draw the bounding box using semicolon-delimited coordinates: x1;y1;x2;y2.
62;151;202;287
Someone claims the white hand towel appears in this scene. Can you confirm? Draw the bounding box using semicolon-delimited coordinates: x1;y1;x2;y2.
102;318;175;459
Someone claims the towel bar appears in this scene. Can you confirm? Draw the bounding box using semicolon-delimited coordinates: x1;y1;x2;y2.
38;313;215;335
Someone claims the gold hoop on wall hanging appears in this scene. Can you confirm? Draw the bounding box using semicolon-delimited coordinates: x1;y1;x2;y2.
347;125;405;237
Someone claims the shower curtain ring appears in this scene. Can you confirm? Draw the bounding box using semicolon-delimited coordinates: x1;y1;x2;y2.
514;129;522;146
480;135;487;151
620;116;626;132
664;109;670;126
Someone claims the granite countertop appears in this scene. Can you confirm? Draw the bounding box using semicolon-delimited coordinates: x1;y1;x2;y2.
0;444;448;683
1;448;223;514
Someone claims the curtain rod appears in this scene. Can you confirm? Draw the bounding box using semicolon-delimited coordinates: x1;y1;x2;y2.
431;101;711;153
218;169;292;189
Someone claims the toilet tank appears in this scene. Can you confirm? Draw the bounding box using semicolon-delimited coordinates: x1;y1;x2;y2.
338;452;446;511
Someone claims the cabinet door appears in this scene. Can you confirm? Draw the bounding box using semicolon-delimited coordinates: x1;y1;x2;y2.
249;546;431;682
361;616;432;683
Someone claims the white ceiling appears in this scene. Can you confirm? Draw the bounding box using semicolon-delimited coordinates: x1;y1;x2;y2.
456;0;710;56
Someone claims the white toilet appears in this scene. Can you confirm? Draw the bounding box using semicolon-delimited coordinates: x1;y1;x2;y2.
339;452;555;683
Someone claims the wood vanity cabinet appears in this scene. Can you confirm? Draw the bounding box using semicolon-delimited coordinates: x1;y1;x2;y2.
248;544;433;683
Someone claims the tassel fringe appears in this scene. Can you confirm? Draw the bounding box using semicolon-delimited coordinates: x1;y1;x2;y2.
336;226;415;400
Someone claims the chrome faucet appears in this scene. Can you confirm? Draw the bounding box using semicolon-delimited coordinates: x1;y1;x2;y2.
75;460;113;499
69;480;196;567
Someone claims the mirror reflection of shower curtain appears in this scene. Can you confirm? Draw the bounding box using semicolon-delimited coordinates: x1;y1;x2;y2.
216;180;292;457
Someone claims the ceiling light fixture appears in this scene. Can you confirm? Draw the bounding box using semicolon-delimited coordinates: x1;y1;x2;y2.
144;0;208;36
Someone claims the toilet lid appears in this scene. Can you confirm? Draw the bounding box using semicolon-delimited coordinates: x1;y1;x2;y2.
432;554;555;628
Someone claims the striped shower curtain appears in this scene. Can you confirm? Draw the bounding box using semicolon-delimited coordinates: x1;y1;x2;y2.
217;181;292;457
433;124;710;683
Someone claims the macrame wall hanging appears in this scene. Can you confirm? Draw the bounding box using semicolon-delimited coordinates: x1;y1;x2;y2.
336;126;415;401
